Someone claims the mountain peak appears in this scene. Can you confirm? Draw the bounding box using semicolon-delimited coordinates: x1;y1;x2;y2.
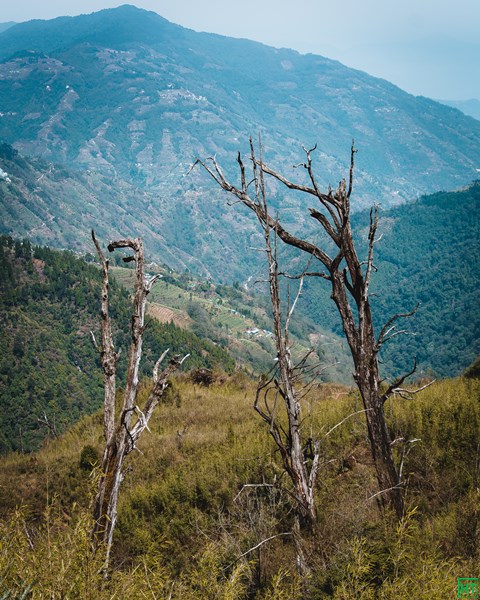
0;5;177;59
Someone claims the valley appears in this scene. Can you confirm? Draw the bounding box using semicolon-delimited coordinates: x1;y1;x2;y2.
0;5;479;599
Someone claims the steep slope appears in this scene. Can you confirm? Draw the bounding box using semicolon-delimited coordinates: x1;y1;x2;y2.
0;141;211;274
0;6;478;250
371;182;480;376
0;376;479;598
299;182;480;377
0;140;278;281
1;138;478;377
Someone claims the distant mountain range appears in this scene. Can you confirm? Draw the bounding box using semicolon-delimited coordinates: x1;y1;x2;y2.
0;6;478;201
0;5;479;281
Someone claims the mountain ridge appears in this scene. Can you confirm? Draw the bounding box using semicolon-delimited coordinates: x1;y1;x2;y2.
0;5;478;203
1;6;479;283
438;98;480;121
0;6;177;60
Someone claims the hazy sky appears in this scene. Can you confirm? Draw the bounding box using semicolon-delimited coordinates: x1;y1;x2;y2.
2;1;479;100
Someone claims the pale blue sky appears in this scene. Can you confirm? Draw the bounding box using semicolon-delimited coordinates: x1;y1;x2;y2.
1;0;479;100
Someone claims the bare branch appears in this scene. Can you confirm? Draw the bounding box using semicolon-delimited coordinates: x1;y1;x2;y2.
321;408;372;439
233;483;277;503
285;276;303;337
389;380;435;401
366;483;403;503
179;353;190;366
37;412;57;437
397;438;421;482
309;208;340;244
145;274;161;293
302;143;318;155
153;348;170;383
135;354;187;434
223;533;293;571
279;270;331;281
195;154;334;269
300;143;343;227
257;161;318;197
308;438;321;491
380;357;420;403
347;140;357;199
376;305;419;351
90;330;100;353
364;205;379;293
107;237;142;254
381;329;416;345
134;405;151;433
237;151;247;193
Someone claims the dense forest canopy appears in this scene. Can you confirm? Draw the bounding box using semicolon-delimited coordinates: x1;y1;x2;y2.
298;181;480;377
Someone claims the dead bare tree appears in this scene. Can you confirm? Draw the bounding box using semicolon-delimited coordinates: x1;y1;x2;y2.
253;150;322;532
37;412;57;438
195;140;427;519
253;150;328;575
90;231;188;570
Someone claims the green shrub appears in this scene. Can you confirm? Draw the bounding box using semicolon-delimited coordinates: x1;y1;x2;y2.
79;445;99;471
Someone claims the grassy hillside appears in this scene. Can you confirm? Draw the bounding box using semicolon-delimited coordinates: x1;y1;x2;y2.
0;236;233;453
0;374;478;598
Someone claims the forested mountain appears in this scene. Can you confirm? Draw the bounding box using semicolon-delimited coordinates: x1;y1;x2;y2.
0;141;200;274
0;5;479;281
1;131;478;378
0;237;234;453
298;182;480;377
1;6;479;598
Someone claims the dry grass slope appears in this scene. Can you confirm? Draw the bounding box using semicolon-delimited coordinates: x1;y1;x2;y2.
0;373;478;598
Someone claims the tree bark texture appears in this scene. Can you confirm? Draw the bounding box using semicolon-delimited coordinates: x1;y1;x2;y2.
91;231;185;568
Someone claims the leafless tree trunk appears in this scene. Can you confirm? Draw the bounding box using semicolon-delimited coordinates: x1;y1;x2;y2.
90;231;187;570
251;148;321;535
195;140;425;519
